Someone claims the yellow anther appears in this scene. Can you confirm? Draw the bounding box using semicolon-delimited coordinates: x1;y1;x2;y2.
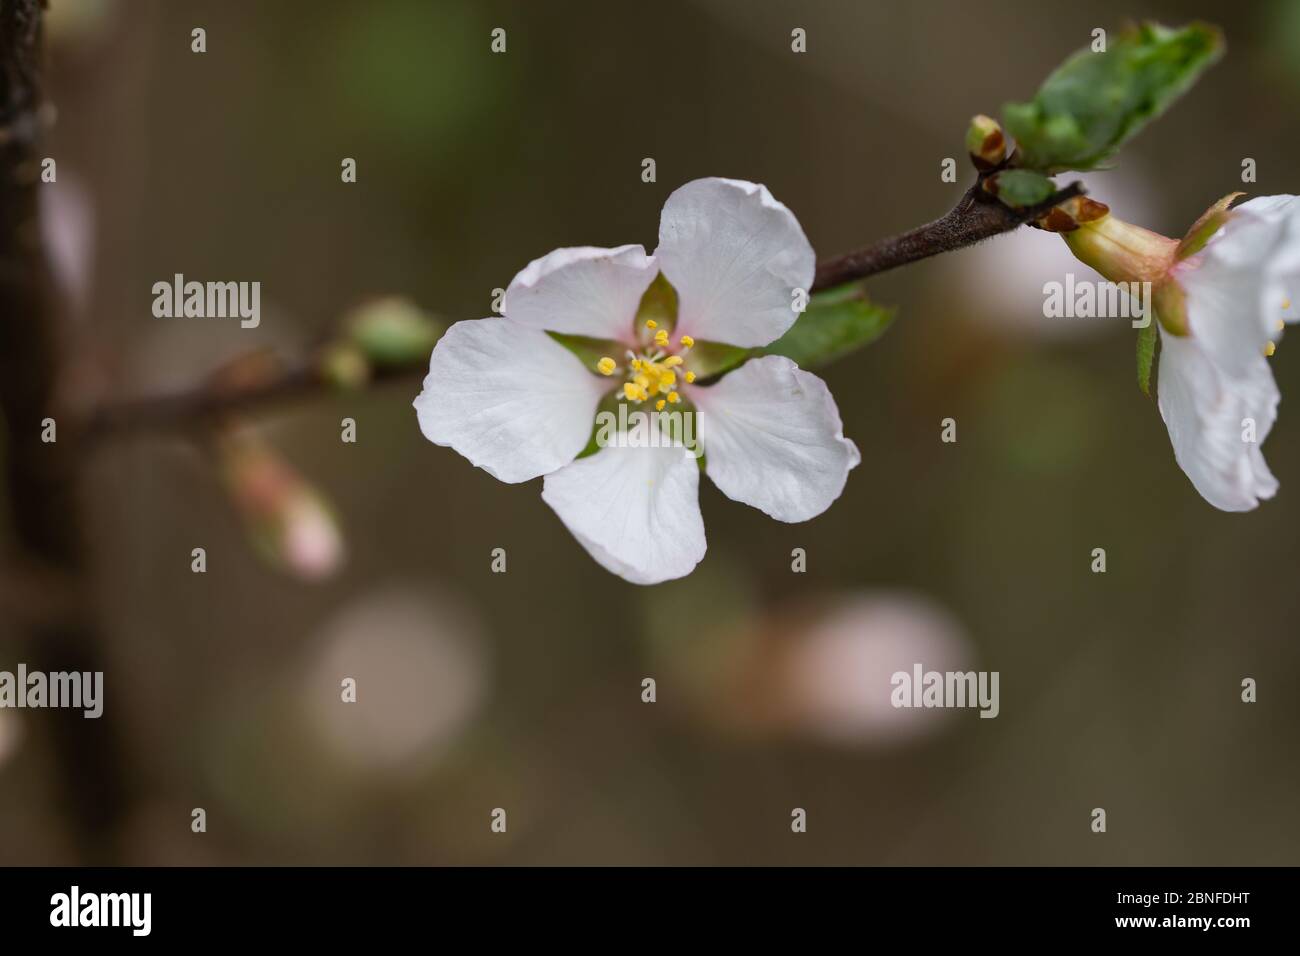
654;329;670;347
1266;341;1277;357
1278;320;1287;332
659;371;676;388
663;355;684;367
597;357;617;376
667;391;680;404
634;373;651;390
623;382;648;402
680;335;695;348
685;371;696;383
645;319;658;330
1283;299;1292;310
655;399;666;411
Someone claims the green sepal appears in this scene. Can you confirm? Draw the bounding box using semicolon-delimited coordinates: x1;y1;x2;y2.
547;332;628;374
635;272;679;333
1136;319;1158;396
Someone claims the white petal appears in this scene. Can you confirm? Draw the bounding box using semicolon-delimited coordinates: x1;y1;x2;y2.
541;436;706;585
1181;194;1300;375
1235;194;1300;225
1157;326;1279;512
414;318;608;484
502;244;657;339
1236;196;1300;319
655;178;814;348
693;355;860;522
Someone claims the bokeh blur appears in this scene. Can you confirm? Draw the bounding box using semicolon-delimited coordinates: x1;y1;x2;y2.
2;0;1299;865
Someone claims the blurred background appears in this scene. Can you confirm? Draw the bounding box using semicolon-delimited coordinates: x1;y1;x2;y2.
2;0;1299;865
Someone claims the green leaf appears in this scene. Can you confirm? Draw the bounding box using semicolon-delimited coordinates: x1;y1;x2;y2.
1136;319;1158;395
1002;22;1223;173
759;283;895;370
987;169;1056;209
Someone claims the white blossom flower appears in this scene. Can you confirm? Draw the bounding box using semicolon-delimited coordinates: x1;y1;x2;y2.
1156;196;1299;510
1063;194;1299;511
415;178;860;584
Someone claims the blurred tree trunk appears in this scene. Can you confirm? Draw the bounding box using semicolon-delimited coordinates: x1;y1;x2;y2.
1;0;129;863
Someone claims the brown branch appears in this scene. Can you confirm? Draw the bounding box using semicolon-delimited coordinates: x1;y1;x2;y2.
82;352;425;444
812;179;1084;292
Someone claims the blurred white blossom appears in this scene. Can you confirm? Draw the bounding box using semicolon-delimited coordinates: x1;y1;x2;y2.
780;592;973;745
301;590;488;772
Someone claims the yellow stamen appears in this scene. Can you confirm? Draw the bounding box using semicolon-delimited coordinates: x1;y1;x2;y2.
667;391;680;404
684;371;696;383
645;319;658;330
1278;320;1287;332
1283;299;1292;310
680;335;694;348
623;382;648;402
663;355;684;367
655;399;666;411
597;357;616;376
1265;341;1276;357
654;329;670;347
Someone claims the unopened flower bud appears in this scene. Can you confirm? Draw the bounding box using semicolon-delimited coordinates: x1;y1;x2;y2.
219;431;345;581
345;297;442;367
965;114;1006;170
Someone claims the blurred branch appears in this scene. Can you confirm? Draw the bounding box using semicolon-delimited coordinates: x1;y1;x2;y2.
84;178;1081;441
0;0;133;862
83;297;441;444
812;178;1084;292
83;349;425;444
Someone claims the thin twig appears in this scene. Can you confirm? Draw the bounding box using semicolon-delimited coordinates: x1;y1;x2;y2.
82;354;424;444
812;180;1084;292
84;178;1082;441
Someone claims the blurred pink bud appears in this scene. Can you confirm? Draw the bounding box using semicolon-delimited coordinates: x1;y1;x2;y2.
218;431;345;581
